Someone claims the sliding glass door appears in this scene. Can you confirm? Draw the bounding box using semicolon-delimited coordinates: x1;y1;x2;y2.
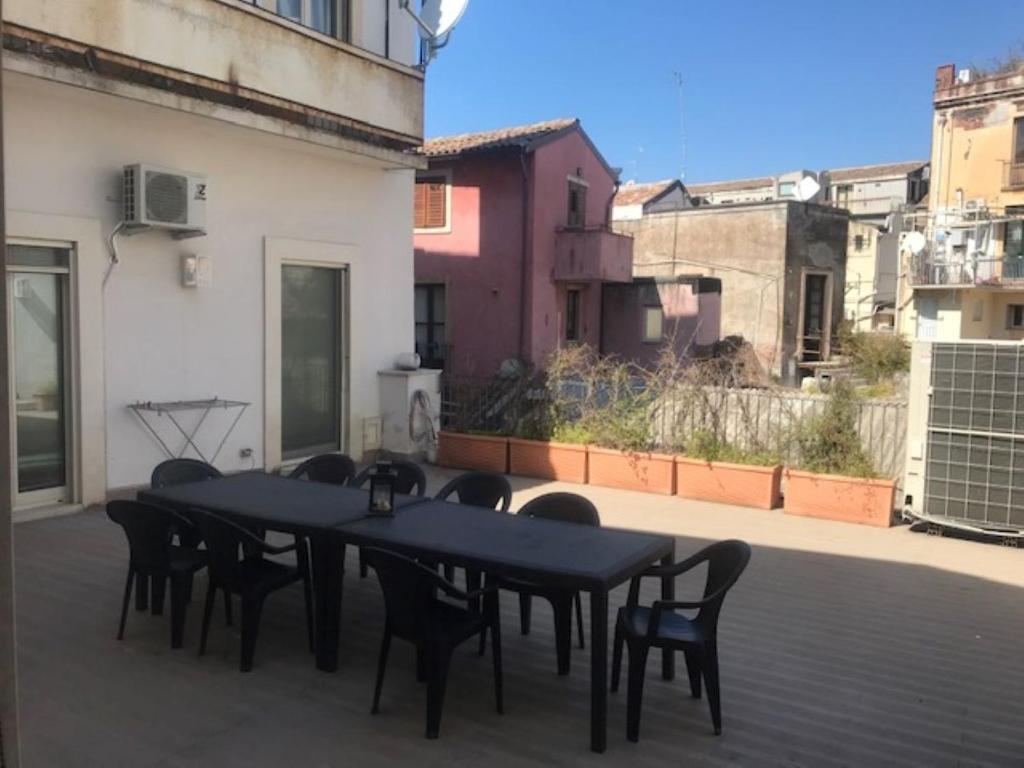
7;244;72;507
281;264;346;460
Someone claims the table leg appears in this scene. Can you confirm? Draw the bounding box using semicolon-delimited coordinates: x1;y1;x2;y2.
311;533;344;672
661;550;675;681
589;588;608;753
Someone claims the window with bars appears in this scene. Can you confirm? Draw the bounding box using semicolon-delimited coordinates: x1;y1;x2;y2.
414;175;448;230
272;0;349;39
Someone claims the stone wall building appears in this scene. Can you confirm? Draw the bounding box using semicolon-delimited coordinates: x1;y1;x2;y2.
613;200;848;382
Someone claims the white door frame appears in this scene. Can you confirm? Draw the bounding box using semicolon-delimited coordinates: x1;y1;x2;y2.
264;237;355;472
6;240;73;508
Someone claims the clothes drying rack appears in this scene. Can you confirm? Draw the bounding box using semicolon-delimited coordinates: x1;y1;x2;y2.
128;397;250;465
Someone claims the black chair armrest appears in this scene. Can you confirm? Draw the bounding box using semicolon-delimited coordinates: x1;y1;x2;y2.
191;508;297;556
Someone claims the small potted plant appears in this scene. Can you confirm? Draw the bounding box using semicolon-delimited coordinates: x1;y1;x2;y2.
675;430;783;510
784;381;896;527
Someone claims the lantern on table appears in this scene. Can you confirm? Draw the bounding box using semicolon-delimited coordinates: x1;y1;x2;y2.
368;461;397;515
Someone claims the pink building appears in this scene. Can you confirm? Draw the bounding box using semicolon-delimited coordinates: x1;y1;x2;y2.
413;118;634;377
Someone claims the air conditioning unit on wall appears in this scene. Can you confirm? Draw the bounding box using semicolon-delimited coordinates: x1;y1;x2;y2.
123;164;207;235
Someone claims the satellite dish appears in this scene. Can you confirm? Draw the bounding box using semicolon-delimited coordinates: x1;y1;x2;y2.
903;231;927;256
793;176;821;202
400;0;469;64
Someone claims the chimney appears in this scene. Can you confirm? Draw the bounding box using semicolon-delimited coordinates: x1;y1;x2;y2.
935;63;955;92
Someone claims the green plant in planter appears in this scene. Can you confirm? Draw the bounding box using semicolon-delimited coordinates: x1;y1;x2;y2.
686;429;781;467
795;380;877;478
839;327;909;384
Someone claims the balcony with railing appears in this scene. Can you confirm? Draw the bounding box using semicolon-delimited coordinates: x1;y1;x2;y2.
1002;161;1024;191
553;227;633;283
908;253;1024;287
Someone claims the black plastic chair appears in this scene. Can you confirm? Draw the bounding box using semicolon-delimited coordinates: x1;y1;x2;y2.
106;500;207;649
363;547;503;739
500;493;600;675
433;471;513;590
194;509;314;672
150;458;223;489
353;461;428;578
610;539;751;741
350;460;428;497
287;453;357;485
434;471;513;512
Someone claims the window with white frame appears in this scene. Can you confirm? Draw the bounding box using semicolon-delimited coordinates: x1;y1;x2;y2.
275;0;349;39
1007;304;1024;330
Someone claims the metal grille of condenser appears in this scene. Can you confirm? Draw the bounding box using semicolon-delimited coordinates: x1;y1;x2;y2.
924;343;1024;531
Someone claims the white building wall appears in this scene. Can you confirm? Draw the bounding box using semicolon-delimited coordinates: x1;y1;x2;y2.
5;72;414;495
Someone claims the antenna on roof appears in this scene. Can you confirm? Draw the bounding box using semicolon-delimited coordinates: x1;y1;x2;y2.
400;0;470;67
673;71;686;182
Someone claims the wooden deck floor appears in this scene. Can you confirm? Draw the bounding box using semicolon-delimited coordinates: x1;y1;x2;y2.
13;471;1024;767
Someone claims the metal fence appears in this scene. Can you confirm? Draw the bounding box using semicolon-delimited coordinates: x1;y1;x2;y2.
652;387;908;479
441;375;908;480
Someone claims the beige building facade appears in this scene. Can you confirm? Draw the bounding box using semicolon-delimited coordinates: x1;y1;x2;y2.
899;64;1024;343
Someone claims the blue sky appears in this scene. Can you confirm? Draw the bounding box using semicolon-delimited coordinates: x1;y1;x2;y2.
424;1;1023;184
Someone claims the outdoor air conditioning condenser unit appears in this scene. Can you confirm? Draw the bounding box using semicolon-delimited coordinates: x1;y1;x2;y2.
123;163;207;235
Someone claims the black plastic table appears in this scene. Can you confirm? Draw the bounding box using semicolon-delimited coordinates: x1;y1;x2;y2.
337;499;676;753
139;472;419;671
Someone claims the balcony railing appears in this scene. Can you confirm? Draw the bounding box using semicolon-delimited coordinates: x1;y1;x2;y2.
908;254;1024;286
1003;161;1024;191
553;227;633;283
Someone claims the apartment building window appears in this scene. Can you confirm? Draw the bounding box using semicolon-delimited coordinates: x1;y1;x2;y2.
276;0;349;38
565;289;581;341
1007;304;1024;330
778;181;796;198
414;174;449;231
835;184;852;208
642;306;664;343
854;234;865;252
1015;118;1024;165
567;181;587;229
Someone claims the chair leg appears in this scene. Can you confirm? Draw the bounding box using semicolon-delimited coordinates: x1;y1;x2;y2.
551;595;573;676
610;619;624;693
371;628;392;714
169;576;189;649
239;595;264;673
134;570;149;611
489;598;504;714
117;566;134;640
151;574;167;617
518;593;532;635
574;592;585;650
625;640;651;743
198;582;216;657
702;644;722;735
224;592;233;627
684;649;703;699
299;545;315;654
425;645;453;740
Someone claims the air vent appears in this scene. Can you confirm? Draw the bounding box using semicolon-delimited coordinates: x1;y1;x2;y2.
145;171;188;224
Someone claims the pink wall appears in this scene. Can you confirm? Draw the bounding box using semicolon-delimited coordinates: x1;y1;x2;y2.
527;131;618;365
414;152;525;377
414;126;623;378
601;278;722;369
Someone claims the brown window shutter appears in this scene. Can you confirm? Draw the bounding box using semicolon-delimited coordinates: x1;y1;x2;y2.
425;182;446;228
414;181;428;229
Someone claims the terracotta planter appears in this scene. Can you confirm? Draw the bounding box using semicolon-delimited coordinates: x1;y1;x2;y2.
675;457;782;510
586;447;675;495
783;469;896;527
509;438;587;484
437;432;508;474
